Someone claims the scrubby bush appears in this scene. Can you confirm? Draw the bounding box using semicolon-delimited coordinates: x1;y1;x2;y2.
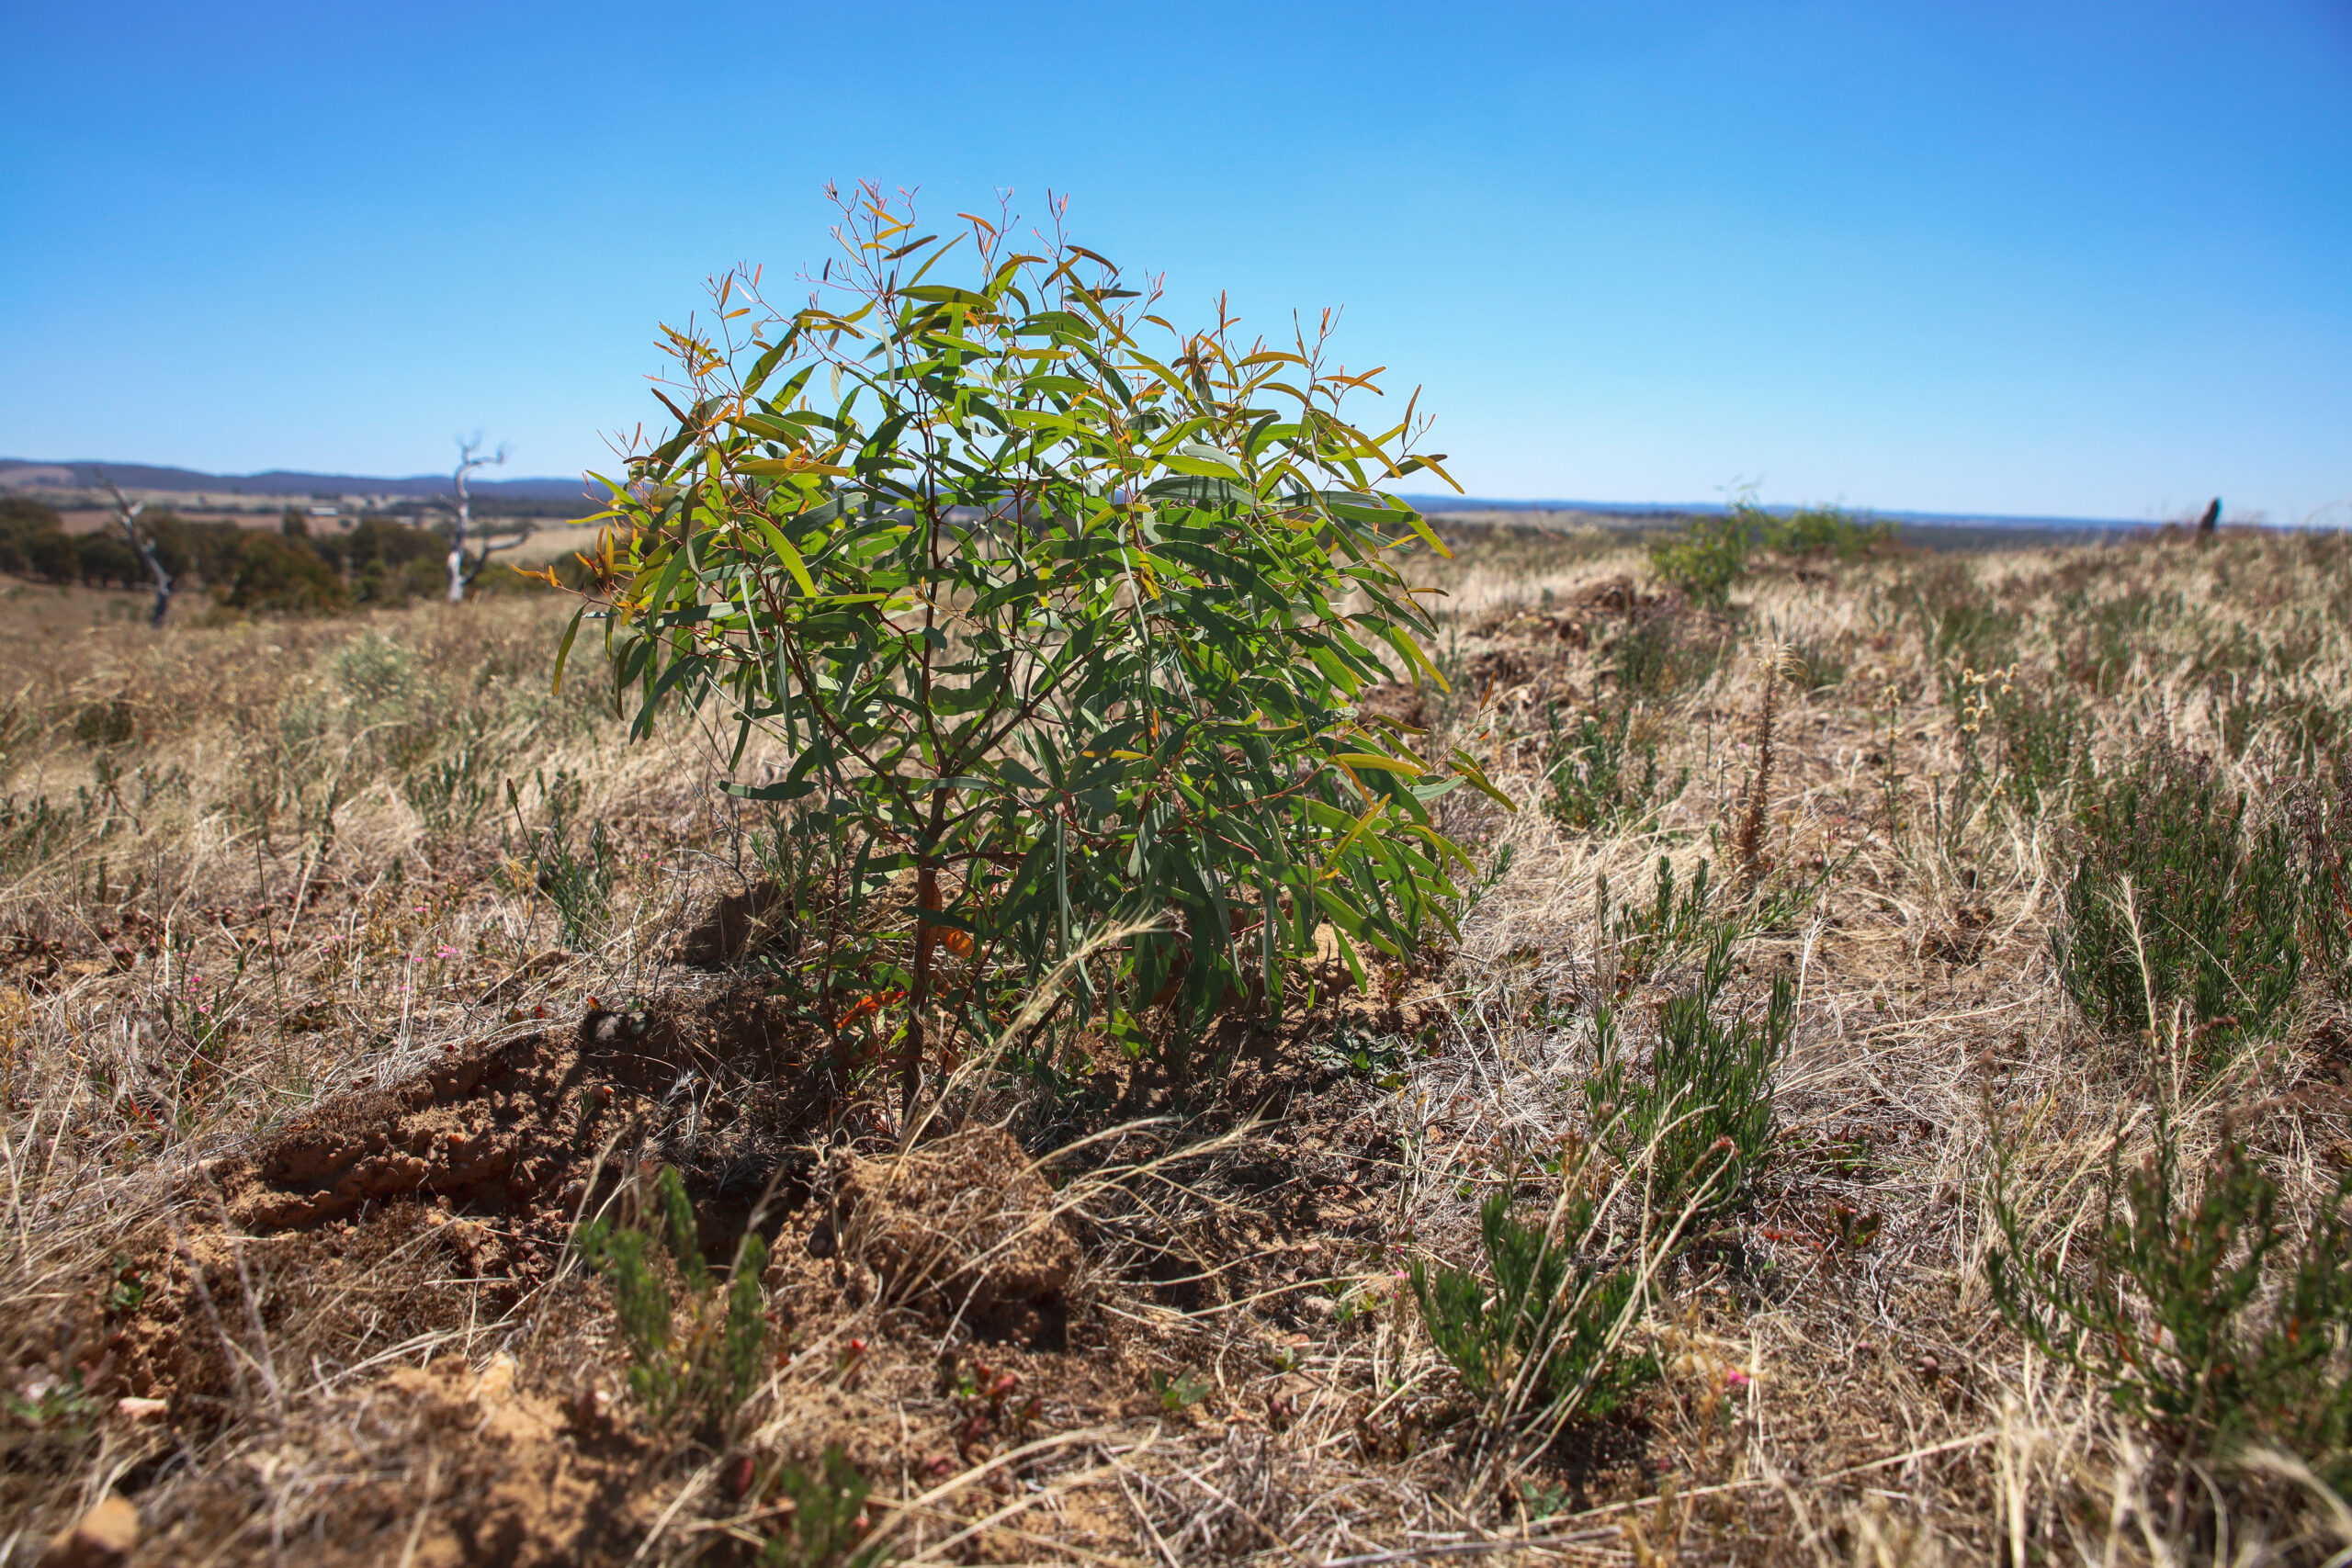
572;1166;770;1430
1647;501;1891;607
1600;855;1718;986
2052;745;2301;1053
1989;1115;2352;1498
570;185;1496;1100
1648;513;1752;609
500;770;616;950
220;530;347;615
1541;698;1680;834
1766;503;1894;561
1410;1183;1654;1420
1585;931;1792;1224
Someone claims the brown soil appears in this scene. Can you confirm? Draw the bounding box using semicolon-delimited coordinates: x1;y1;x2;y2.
127;1354;653;1567
97;986;847;1423
671;878;791;969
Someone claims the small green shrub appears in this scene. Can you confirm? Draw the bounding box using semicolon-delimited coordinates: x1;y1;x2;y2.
1648;513;1751;609
502;770;616;950
1541;700;1680;834
1600;856;1717;987
1410;1185;1654;1419
1148;1368;1213;1413
763;1444;884;1568
573;1166;770;1429
1988;1116;2352;1495
401;727;500;838
1586;931;1792;1224
2052;745;2301;1052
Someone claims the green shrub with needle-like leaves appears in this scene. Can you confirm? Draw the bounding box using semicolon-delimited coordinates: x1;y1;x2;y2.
1988;1114;2352;1495
572;1167;769;1430
2052;743;2301;1055
1585;930;1793;1224
1410;1183;1654;1420
564;184;1501;1100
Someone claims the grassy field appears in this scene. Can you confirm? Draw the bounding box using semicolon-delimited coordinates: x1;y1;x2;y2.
4;525;2350;1565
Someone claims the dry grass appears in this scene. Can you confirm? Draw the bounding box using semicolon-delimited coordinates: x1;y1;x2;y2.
3;529;2351;1565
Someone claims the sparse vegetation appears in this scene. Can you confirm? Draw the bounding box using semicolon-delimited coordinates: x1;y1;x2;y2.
1539;696;1679;833
1409;1181;1655;1423
1646;499;1892;607
9;330;2352;1562
573;1165;771;1430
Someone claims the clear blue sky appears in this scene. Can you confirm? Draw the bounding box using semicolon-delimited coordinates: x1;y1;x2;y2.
5;2;2347;522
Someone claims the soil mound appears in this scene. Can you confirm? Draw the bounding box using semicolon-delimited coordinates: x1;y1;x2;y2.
214;986;820;1232
671;877;792;968
827;1125;1080;1335
102;987;842;1416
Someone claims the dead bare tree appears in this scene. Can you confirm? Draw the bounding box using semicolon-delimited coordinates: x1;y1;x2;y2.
96;472;174;628
435;434;536;604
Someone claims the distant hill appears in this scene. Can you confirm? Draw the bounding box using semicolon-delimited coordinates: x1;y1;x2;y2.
1399;494;2143;532
0;462;2160;540
0;459;596;503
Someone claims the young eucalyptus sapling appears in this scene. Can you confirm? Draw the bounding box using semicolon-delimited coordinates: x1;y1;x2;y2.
560;184;1503;1105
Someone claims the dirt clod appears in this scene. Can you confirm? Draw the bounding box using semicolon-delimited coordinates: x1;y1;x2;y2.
832;1125;1080;1328
39;1494;137;1568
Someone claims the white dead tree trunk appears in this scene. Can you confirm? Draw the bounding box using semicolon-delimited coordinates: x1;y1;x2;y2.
97;472;173;628
439;434;536;604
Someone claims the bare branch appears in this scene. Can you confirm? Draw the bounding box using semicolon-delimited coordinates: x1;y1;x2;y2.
94;468;173;628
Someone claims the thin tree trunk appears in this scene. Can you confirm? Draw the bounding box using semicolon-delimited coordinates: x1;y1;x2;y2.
904;860;938;1111
132;527;171;627
446;491;469;605
99;477;171;628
